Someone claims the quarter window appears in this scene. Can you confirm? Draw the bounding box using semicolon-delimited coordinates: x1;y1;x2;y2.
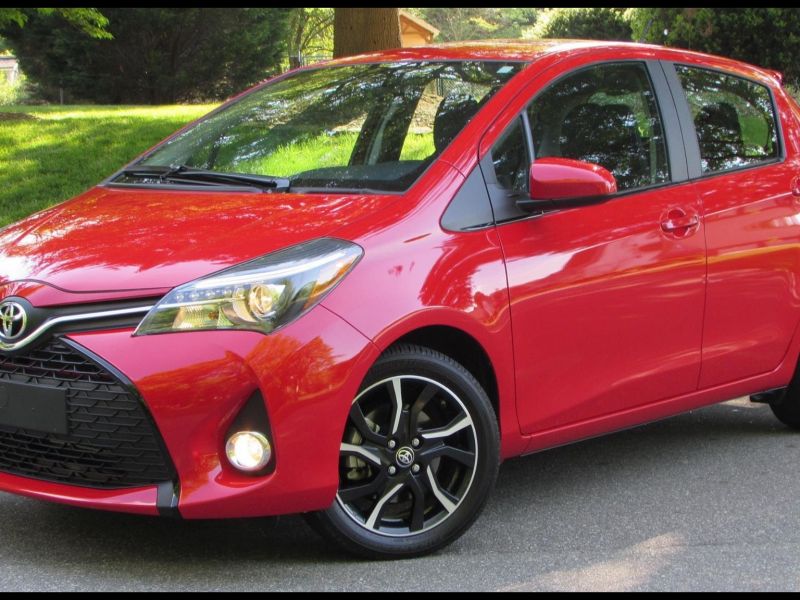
527;62;670;191
491;118;529;194
675;65;779;174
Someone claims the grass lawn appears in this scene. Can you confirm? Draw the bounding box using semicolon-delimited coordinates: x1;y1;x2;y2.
0;104;217;228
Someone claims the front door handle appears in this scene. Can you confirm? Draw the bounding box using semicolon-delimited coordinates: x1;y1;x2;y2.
661;209;699;236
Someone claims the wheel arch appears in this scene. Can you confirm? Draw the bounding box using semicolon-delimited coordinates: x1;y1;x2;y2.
366;315;526;460
387;326;500;419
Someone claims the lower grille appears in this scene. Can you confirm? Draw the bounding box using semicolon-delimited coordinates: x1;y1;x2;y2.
0;338;176;488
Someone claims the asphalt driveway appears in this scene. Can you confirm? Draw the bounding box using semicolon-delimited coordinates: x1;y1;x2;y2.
1;397;798;592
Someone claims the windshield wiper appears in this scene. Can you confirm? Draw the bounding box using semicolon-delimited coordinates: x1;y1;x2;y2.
119;165;291;192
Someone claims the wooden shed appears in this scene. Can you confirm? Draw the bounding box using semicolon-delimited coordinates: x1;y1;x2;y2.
399;11;440;47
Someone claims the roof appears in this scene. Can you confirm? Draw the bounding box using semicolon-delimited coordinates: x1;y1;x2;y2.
325;39;572;66
320;39;778;85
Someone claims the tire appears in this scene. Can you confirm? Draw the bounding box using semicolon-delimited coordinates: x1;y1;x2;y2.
769;380;800;429
306;344;500;559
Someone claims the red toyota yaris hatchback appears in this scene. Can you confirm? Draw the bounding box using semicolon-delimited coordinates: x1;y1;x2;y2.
2;39;800;558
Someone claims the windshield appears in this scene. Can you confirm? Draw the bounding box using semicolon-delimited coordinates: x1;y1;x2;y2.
120;60;524;193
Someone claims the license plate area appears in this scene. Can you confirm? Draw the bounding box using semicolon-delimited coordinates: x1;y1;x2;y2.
0;380;68;435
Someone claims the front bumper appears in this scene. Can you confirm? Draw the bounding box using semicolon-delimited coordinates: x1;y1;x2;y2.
0;304;377;519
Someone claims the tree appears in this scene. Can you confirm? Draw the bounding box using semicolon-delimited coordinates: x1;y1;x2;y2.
409;8;539;42
631;8;800;86
2;8;289;104
287;8;334;68
0;8;110;38
333;8;401;58
530;8;632;41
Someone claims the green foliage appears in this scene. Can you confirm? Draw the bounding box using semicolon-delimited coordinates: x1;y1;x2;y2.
1;8;289;104
287;8;334;68
530;8;633;41
0;8;110;38
0;105;215;227
631;9;800;86
0;71;29;105
408;8;540;42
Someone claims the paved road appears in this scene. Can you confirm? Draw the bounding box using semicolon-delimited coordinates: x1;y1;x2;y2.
1;397;799;591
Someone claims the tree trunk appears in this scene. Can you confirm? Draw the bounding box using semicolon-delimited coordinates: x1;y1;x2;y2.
333;8;401;58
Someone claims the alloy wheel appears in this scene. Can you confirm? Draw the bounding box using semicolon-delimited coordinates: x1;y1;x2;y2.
336;375;479;536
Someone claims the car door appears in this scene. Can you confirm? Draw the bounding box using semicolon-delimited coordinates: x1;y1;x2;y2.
663;62;800;388
483;60;707;435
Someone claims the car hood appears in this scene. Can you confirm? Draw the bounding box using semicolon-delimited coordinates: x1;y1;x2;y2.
0;186;399;294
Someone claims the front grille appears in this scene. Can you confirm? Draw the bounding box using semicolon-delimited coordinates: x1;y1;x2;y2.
0;338;175;488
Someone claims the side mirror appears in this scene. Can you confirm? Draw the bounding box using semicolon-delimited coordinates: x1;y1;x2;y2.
518;157;618;212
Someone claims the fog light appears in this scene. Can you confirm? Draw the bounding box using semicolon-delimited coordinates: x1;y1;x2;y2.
226;431;272;472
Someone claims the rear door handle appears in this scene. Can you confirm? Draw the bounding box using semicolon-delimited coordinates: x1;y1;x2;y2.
661;209;699;236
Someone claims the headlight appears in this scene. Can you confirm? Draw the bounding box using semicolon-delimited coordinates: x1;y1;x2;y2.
135;238;362;336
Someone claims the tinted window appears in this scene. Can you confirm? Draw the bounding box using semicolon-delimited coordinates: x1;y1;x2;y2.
527;62;670;191
675;65;779;174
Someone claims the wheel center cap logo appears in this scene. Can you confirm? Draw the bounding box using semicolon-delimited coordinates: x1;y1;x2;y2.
0;301;27;342
395;447;415;468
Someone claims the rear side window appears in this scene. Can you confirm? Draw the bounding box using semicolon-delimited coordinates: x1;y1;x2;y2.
526;62;670;192
675;65;779;174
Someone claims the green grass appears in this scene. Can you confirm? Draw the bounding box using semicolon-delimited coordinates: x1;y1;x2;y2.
0;104;216;227
236;131;435;177
401;132;435;161
0;104;438;228
236;131;362;177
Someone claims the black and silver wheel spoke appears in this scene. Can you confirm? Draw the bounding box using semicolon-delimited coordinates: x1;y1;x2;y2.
409;382;438;434
338;471;388;503
419;413;473;441
364;482;405;529
337;375;478;536
387;377;405;436
407;475;428;532
340;442;383;467
424;465;458;514
418;442;476;467
348;402;387;445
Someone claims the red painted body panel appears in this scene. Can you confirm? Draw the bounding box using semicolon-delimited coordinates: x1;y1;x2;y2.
529;157;617;201
0;470;160;516
498;182;706;434
1;41;800;518
0;187;400;292
322;159;527;459
66;305;377;519
694;84;800;388
695;160;800;388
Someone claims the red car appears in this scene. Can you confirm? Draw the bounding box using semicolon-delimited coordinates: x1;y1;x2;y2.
1;39;800;558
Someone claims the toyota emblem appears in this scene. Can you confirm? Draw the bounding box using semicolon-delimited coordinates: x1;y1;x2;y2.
0;301;27;342
395;447;415;468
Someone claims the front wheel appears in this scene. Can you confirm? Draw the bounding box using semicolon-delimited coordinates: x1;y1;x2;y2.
307;344;499;559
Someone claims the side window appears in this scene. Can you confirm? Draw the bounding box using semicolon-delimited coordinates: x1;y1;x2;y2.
491;117;529;194
527;62;670;192
675;65;779;174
